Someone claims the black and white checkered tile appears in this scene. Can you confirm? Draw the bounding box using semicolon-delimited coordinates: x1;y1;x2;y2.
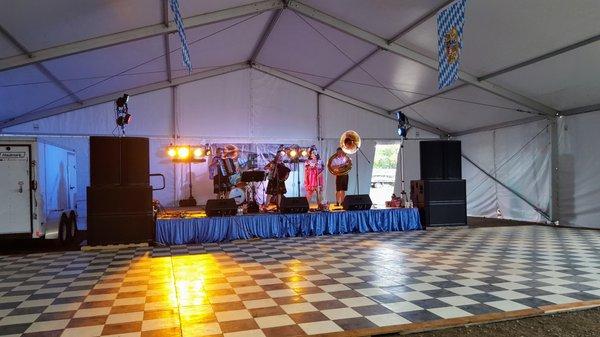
0;226;598;336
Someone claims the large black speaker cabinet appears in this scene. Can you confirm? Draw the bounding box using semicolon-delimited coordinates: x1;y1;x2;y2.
121;137;149;185
88;136;153;245
87;186;153;215
280;197;309;214
420;140;462;180
410;179;466;227
87;212;154;245
415;202;467;227
206;198;238;217
90;136;149;186
342;194;373;211
410;180;466;204
90;137;121;186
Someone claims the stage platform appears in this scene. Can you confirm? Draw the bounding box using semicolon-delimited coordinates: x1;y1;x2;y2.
155;207;422;245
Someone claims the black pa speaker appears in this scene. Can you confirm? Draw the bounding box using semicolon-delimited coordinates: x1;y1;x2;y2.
342;194;372;211
90;137;121;186
415;202;467;227
89;136;149;186
206;198;237;217
280;197;309;214
410;180;466;204
419;140;462;180
87;185;152;215
120;137;149;185
87;212;154;245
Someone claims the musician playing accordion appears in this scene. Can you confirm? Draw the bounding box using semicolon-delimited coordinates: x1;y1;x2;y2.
209;147;237;199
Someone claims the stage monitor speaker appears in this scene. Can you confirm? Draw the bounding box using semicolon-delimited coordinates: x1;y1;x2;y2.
342;194;373;211
419;140;462;180
280;197;309;214
206;198;237;217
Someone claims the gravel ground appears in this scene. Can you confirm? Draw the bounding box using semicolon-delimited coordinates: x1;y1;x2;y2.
395;307;600;337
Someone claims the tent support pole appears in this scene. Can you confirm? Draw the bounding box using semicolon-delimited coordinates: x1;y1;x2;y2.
462;154;552;222
550;118;560;223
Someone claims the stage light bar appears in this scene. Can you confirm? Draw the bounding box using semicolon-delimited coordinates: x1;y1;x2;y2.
167;145;211;162
167;146;176;158
177;146;190;160
193;147;204;160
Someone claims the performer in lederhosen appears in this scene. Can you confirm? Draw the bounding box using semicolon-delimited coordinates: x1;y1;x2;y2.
330;147;351;206
264;153;290;210
304;146;324;209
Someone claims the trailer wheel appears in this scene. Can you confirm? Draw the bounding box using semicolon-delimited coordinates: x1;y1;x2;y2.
58;213;69;245
68;211;78;242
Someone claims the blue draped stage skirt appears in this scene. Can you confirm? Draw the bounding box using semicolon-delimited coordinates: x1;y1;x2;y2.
156;208;421;245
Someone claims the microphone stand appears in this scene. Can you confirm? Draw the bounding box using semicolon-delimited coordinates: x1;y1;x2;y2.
354;145;371;194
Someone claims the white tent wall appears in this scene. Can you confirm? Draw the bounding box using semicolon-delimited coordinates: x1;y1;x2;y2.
458;119;551;223
2;68;417;228
558;111;600;229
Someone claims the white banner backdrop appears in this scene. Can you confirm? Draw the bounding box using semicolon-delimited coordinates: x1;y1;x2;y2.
459;119;551;222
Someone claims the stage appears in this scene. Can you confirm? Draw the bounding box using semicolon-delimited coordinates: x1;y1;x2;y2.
155;207;422;245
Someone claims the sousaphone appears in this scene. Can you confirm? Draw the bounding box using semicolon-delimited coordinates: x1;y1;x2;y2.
223;144;239;160
327;130;360;175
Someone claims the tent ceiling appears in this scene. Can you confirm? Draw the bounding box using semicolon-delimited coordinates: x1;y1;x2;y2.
1;0;599;134
0;34;20;59
168;12;272;77
0;65;77;121
257;10;374;87
41;36;168;102
0;0;163;51
408;85;535;133
301;0;450;39
490;43;600;111
399;0;600;77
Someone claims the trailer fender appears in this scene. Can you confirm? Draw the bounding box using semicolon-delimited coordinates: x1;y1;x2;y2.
44;211;62;240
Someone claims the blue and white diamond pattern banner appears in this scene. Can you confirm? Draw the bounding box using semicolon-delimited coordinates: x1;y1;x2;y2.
170;0;192;74
437;0;466;89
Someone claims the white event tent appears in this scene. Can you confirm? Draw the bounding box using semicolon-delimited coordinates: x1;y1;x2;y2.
1;0;599;229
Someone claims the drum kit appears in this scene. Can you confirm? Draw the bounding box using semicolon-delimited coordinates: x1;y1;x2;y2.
219;145;267;211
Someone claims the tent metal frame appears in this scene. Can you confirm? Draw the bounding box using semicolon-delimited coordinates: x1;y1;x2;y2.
3;0;598;224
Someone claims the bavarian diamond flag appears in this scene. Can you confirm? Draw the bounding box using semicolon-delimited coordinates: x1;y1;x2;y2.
170;0;192;74
437;0;466;89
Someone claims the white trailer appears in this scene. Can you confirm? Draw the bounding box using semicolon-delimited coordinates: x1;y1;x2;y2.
0;137;78;243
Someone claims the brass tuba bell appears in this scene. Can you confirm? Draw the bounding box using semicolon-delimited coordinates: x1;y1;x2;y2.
327;130;360;176
223;144;239;160
340;130;361;154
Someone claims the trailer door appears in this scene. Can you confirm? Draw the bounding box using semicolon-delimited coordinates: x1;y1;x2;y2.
0;145;31;234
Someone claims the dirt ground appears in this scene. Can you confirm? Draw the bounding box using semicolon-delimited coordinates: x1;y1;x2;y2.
398;307;600;337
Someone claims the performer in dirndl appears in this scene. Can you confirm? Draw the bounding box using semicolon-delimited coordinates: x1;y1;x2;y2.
304;147;324;208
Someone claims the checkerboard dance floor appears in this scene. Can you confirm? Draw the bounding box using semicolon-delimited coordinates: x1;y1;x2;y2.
1;225;599;337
